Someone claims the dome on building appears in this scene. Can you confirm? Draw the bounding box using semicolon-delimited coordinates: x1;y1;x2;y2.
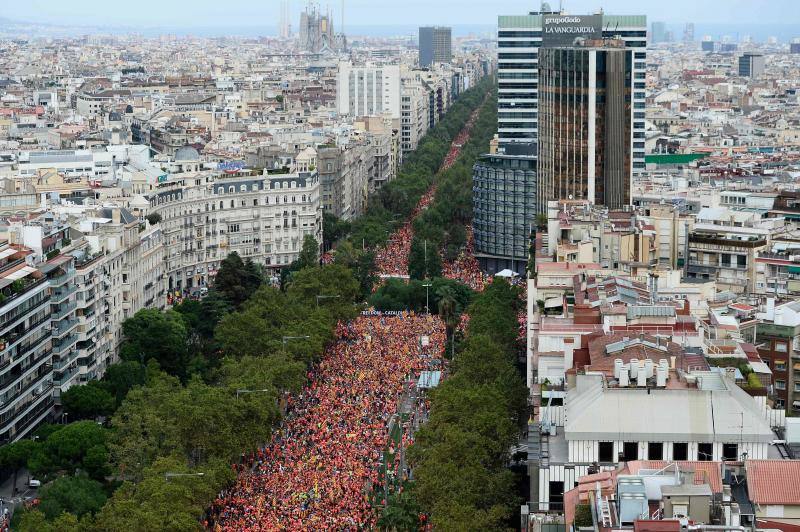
175;146;200;161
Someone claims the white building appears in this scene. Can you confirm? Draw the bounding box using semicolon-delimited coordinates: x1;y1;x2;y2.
529;370;780;511
147;169;322;292
337;62;402;119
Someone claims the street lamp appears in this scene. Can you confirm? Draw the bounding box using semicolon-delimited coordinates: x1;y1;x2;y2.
422;282;432;314
236;388;272;399
282;335;310;346
164;472;205;481
315;294;340;307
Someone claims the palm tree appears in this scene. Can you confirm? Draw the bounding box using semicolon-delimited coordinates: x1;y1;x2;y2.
436;285;460;359
378;489;420;532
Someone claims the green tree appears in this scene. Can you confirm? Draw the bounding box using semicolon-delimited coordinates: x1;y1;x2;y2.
27;421;108;478
379;487;421;532
120;309;189;380
94;456;234;532
574;503;593;527
0;439;39;495
12;509;87;532
213;252;262;308
286;264;361;322
323;211;351;249
61;381;115;420
408;238;427;280
295;234;320;270
38;475;107;519
100;361;146;407
215;286;333;364
408;238;442;280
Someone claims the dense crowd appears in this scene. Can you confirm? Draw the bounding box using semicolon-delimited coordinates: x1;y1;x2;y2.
441;227;489;291
208;314;445;531
375;105;482;280
373;188;437;278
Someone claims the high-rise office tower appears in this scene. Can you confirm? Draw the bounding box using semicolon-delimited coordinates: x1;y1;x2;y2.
651;21;667;44
419;26;452;67
738;52;765;78
496;10;647;175
537;41;634;211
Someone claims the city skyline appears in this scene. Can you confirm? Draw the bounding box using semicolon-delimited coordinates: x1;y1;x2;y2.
6;0;800;31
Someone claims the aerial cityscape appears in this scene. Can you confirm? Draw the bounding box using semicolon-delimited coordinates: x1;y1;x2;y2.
0;0;799;531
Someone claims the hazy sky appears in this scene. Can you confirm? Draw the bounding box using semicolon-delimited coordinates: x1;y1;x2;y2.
6;0;800;28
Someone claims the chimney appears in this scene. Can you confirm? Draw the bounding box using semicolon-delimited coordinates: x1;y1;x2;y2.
112;208;121;224
563;337;575;369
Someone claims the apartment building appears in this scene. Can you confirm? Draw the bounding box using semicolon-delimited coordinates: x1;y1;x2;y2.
754;240;800;298
336;63;402;119
686;207;778;294
44;255;80;399
0;245;53;443
147;169;322;291
529;369;777;512
756;299;800;413
399;79;430;154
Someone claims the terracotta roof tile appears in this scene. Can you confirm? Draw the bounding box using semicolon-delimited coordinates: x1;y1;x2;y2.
746;460;800;505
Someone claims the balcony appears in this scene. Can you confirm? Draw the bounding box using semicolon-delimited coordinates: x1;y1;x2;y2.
53;318;78;337
52;302;77;320
53;365;80;387
53;333;78;355
0;390;54;443
51;284;77;303
689;234;767;249
0;277;49;313
686;264;717;276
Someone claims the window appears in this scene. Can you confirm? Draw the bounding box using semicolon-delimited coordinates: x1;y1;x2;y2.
722;443;738;461
775;360;787;372
698;442;713;461
598;441;614;462
673;442;688;460
648;442;663;460
622;441;638;462
775;341;788;353
776;380;786;390
549;481;564;507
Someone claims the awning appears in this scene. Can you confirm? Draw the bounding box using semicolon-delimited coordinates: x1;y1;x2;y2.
793;401;800;409
0;249;17;261
418;371;442;390
544;297;563;308
4;266;36;281
794;363;800;371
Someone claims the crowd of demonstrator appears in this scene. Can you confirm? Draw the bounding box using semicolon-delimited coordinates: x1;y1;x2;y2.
208;314;445;531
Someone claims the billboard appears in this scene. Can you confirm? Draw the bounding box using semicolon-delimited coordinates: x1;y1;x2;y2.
542;14;602;47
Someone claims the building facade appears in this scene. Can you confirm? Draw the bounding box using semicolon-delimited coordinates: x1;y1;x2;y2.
496;10;646;177
537;43;633;211
148;170;322;291
738;52;765;78
336;63;402;119
419;27;452;68
472;152;537;274
0;246;53;443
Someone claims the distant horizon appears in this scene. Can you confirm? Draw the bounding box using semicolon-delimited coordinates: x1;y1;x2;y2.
4;0;800;33
2;17;800;43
